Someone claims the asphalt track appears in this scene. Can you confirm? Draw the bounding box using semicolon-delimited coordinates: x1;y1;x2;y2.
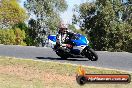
0;45;132;71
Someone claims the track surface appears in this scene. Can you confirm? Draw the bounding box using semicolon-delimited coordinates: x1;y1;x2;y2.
0;45;132;71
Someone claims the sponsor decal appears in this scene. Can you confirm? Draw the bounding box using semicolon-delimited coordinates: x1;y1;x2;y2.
76;66;131;85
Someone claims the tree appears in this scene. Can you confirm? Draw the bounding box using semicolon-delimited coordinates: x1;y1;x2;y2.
0;28;26;45
24;0;68;31
0;29;16;45
14;28;26;45
13;22;28;31
68;24;76;32
24;0;68;46
25;19;39;46
0;0;28;29
73;0;132;52
122;0;132;25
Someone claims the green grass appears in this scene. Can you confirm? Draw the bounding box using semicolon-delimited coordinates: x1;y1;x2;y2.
0;56;131;88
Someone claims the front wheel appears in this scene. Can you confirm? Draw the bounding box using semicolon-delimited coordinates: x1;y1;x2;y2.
84;48;98;61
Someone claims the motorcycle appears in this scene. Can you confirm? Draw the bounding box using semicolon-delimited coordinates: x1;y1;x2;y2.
48;33;98;61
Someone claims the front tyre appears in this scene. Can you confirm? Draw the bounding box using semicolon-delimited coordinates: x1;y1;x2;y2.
85;48;98;61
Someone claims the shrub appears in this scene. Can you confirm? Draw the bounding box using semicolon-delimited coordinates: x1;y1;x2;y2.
0;28;26;46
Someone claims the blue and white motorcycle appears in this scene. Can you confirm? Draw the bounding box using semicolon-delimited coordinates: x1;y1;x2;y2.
48;33;98;61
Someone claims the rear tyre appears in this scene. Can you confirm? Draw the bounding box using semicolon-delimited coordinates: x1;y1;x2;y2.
56;49;69;59
84;48;98;61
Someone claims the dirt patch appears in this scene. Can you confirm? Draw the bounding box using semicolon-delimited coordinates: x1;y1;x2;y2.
0;65;75;85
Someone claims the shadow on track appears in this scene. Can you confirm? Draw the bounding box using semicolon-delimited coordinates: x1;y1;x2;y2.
36;57;89;61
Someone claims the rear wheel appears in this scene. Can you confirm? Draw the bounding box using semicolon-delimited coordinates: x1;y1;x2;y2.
56;49;69;59
84;48;98;61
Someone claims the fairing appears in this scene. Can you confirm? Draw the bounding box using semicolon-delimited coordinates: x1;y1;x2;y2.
71;34;89;46
48;34;89;46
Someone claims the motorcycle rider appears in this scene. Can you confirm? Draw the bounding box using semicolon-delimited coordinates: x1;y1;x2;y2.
54;23;73;49
53;23;98;60
56;23;68;47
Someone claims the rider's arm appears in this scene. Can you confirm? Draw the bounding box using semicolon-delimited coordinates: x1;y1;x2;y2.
56;33;61;45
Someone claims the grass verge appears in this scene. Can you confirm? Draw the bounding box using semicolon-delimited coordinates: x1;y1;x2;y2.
0;56;131;88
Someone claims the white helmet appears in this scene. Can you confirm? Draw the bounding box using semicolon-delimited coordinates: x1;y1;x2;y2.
59;22;68;29
59;24;68;29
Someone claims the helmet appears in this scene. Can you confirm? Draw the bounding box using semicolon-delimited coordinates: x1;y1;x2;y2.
59;23;68;29
58;23;68;34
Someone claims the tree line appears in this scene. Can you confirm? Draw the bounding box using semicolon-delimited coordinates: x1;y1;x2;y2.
73;0;132;52
0;0;131;52
0;0;67;46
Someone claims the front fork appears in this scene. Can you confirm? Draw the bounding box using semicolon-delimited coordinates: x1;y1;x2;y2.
83;46;91;51
81;46;91;56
